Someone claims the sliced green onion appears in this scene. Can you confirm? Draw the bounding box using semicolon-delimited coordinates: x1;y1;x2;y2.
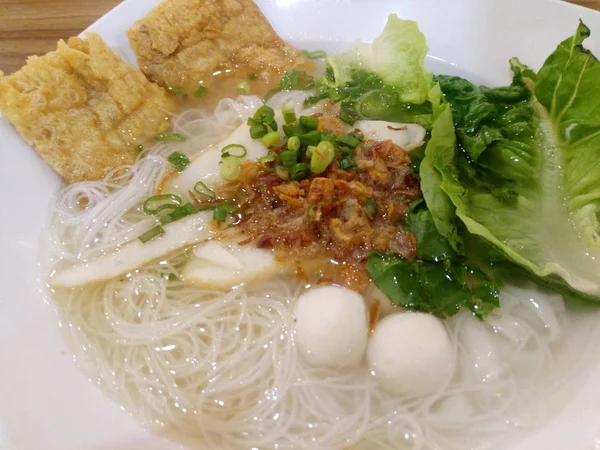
168;152;190;172
160;202;198;225
287;135;300;152
298;130;322;146
248;105;278;131
275;165;289;180
219;156;242;181
249;124;268;139
172;87;187;97
365;198;379;220
143;194;183;215
139;225;165;243
306;202;326;221
279;70;316;91
279;150;298;168
310;140;335;174
193;181;215;199
261;131;282;147
136;144;144;153
195;86;208;97
237;80;251;94
258;153;277;169
213;202;236;222
339;155;357;171
290;162;309;180
247;73;257;80
337;132;362;148
282;104;297;124
306;145;316;157
301;50;327;60
282;122;304;137
156;132;186;142
221;143;247;158
299;115;319;131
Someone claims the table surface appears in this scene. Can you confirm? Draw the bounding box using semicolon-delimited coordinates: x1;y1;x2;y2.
0;0;599;75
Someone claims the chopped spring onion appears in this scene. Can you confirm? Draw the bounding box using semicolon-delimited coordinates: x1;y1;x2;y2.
250;125;268;139
279;70;316;91
282;121;305;137
261;131;282;147
287;135;301;152
310;140;335;174
290;162;309;180
306;202;326;221
172;87;187;97
195;86;208;97
237;80;251;94
193;181;215;199
219;156;242;181
279;150;298;168
275;165;289;180
168;152;191;171
258;153;277;169
282;104;297;124
221;143;247;158
247;73;257;80
139;225;165;243
135;144;144;153
299;115;319;131
143;194;183;215
301;50;327;60
299;130;322;146
365;198;379;219
337;132;363;148
213;203;236;222
306;145;316;157
160;202;198;225
247;105;278;139
156;132;186;142
339;155;357;171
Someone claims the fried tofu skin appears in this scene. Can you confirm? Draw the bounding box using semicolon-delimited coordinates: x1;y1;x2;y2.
127;0;310;92
0;33;174;183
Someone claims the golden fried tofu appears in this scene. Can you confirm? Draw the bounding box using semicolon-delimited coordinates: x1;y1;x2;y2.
127;0;310;92
0;33;174;183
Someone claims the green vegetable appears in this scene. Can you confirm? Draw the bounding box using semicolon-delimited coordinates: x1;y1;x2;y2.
193;181;216;199
302;50;327;60
326;14;433;104
213;203;236;222
310;140;335;174
339;155;357;171
247;105;278;139
219;156;242;181
299;115;319;131
261;131;282;147
423;22;600;302
194;86;208;97
367;252;499;319
143;194;183;215
287;135;301;152
290;163;309;180
237;80;251;94
282;104;297;124
159;203;198;225
298;130;322;146
336;132;363;148
279;150;298;168
247;73;257;80
139;225;165;243
258;153;277;169
275;165;289;180
167;152;190;172
221;143;247;158
279;70;316;91
135;144;144;153
365;198;379;220
156;132;186;142
172;87;187;98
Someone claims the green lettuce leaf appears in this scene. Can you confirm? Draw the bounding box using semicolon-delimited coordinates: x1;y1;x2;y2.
327;14;433;104
425;22;600;300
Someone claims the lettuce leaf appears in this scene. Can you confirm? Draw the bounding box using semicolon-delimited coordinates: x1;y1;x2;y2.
327;14;433;104
424;22;600;300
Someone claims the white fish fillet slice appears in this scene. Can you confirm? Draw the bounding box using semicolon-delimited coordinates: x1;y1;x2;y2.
51;212;213;287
